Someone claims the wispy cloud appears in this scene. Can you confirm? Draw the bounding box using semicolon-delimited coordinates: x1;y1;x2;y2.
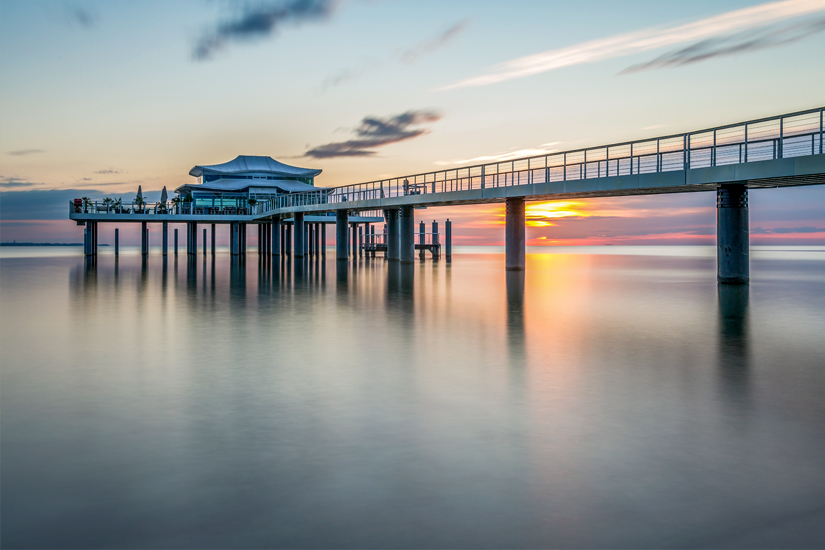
304;110;441;158
441;0;825;89
65;5;96;28
622;15;825;73
0;177;37;189
6;149;45;156
323;20;469;90
93;168;122;174
435;143;559;166
193;0;339;61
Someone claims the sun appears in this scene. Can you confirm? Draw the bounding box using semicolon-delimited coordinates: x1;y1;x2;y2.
525;201;587;226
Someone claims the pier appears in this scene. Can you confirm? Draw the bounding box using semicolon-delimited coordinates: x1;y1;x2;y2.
70;107;825;283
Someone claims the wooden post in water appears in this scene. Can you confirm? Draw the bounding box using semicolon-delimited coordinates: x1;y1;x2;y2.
115;228;119;256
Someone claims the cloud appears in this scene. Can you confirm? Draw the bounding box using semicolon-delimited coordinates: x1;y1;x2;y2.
93;168;122;174
399;20;469;64
0;177;37;189
304;110;442;158
435;143;559;166
65;5;95;28
754;225;825;233
622;15;825;73
6;149;45;156
193;0;339;61
441;0;825;89
322;20;469;90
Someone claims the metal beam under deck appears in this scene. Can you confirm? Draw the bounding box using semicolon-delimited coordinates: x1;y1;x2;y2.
256;154;825;216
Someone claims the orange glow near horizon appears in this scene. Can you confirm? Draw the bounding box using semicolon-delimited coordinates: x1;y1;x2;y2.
526;201;588;227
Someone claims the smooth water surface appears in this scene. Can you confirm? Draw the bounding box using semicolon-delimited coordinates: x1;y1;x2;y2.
2;247;825;548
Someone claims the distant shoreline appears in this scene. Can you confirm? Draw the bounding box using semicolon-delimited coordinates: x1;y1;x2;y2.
0;243;109;247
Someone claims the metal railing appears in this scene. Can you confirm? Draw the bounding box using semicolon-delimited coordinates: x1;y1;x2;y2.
70;201;254;216
263;107;824;212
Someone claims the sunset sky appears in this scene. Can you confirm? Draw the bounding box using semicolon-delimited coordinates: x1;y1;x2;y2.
1;0;824;245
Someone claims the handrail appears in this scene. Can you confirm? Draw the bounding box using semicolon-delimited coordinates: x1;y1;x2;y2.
262;107;824;212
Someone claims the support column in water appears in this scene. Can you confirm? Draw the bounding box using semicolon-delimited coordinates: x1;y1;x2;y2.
445;219;452;261
203;228;207;256
231;223;239;256
174;228;178;256
400;206;415;264
115;228;119;256
294;213;304;258
162;222;168;256
142;222;149;256
273;219;281;256
386;208;400;261
505;197;525;271
84;223;92;256
211;224;216;256
419;221;426;260
321;223;327;257
336;210;348;260
717;184;749;284
92;222;98;256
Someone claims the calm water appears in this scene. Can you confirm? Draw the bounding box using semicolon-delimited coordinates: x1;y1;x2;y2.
2;247;825;549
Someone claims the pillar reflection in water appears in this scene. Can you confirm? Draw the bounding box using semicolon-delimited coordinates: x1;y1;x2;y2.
506;270;526;366
386;262;414;314
717;283;750;400
229;257;246;301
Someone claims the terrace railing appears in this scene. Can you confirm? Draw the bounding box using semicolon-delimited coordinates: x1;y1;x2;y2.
265;107;824;211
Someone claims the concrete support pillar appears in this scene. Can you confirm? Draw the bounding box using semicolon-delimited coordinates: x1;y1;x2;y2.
258;225;263;255
92;222;98;256
386;208;400;261
84;223;92;256
432;220;439;259
350;223;357;258
203;228;207;256
211;224;216;255
273;220;281;256
306;222;312;256
240;223;246;255
142;222;149;256
115;227;119;256
445;219;452;261
162;222;168;256
505;198;525;271
191;222;198;256
717;184;749;284
400;206;415;264
358;224;364;258
419;221;426;260
294;213;304;258
286;224;292;255
231;223;239;256
322;223;327;257
336;210;348;260
174;228;178;256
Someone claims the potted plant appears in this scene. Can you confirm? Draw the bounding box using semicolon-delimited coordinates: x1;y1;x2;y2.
82;196;92;213
134;195;146;213
102;197;113;213
182;194;193;214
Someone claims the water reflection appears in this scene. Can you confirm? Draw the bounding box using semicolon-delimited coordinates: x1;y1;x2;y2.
506;270;526;365
5;251;825;548
717;283;750;400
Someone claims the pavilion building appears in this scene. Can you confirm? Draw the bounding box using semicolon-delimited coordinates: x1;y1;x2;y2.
175;155;324;213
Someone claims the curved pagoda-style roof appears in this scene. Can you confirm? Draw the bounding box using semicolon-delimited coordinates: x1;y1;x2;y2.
189;155;322;178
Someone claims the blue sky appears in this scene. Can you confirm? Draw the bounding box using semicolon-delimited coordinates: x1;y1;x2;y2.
1;0;824;244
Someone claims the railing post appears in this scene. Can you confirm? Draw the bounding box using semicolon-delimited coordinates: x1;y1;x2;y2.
820;109;823;155
744;124;749;162
779;117;784;159
656;139;660;172
712;129;717;167
630;143;634;175
684;134;689;170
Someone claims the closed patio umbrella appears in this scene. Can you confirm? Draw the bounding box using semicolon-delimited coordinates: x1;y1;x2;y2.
160;186;167;204
136;185;143;201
